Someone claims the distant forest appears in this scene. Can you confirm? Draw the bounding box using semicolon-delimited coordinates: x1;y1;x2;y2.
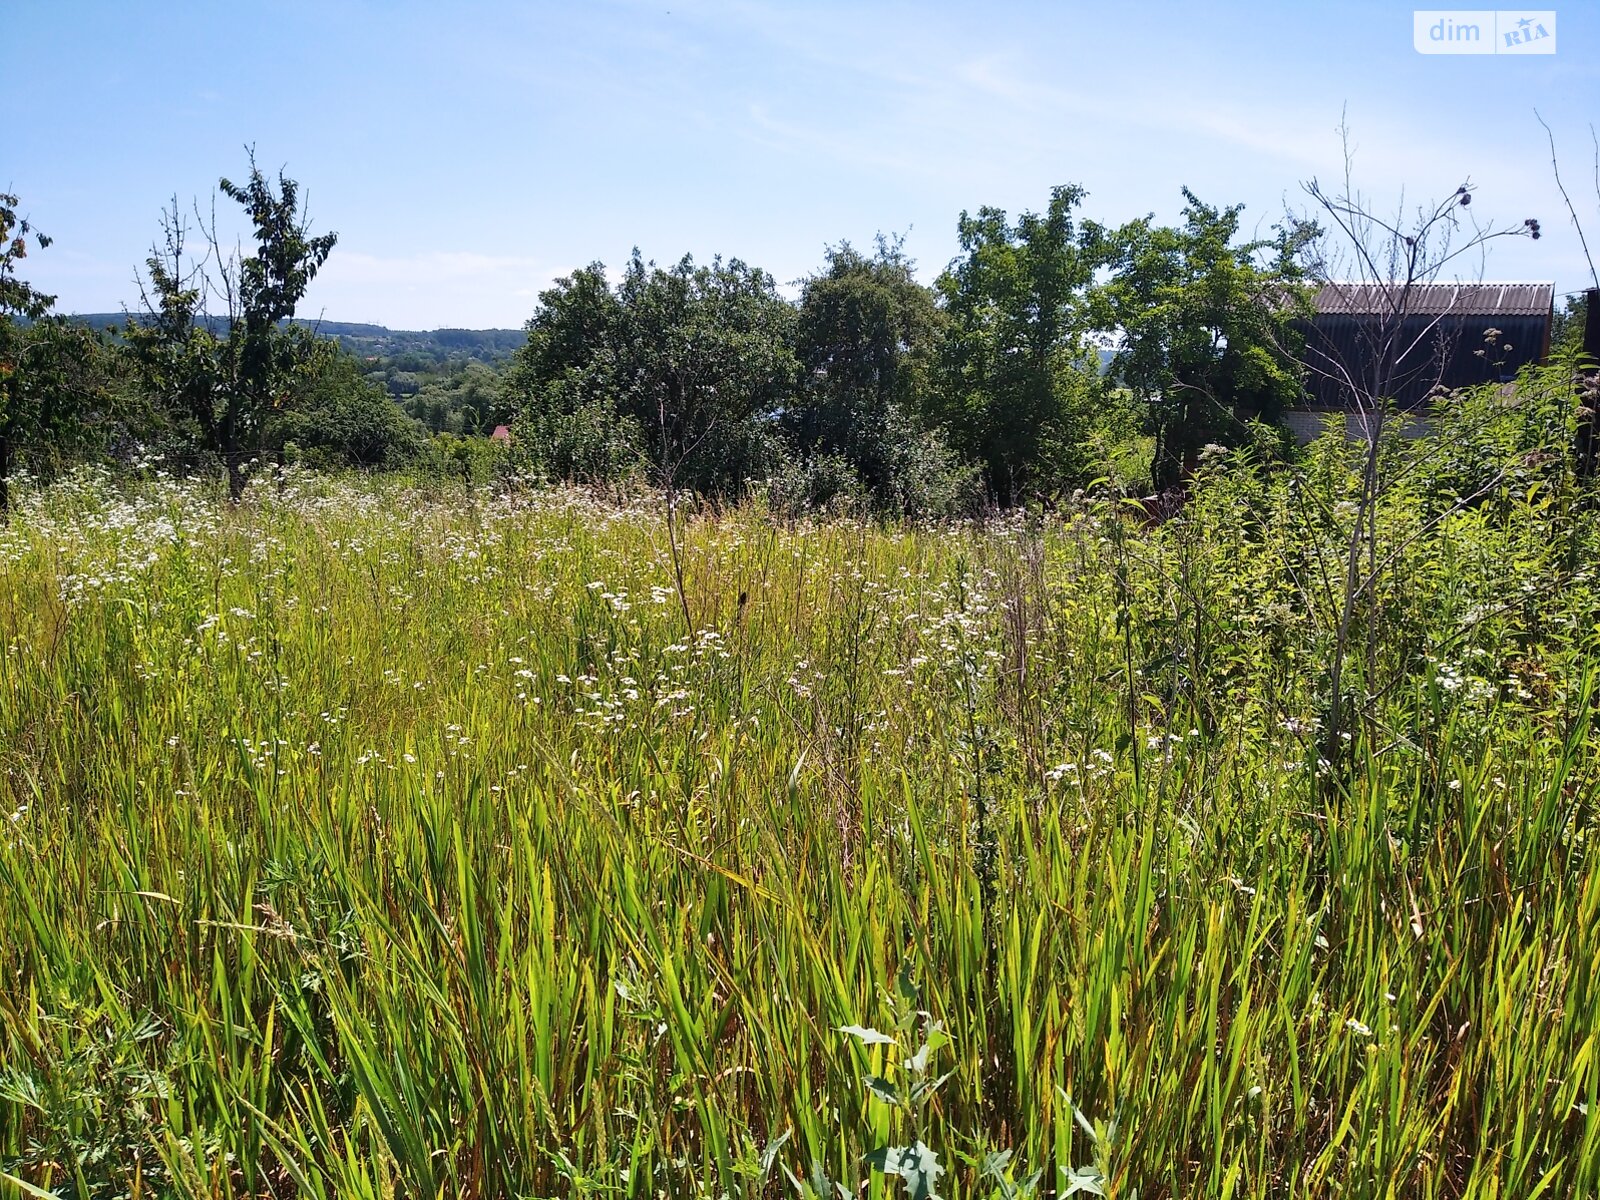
54;314;526;441
67;315;521;363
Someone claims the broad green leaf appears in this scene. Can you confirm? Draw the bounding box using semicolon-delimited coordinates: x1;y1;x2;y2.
866;1141;945;1200
838;1024;895;1045
864;1074;901;1104
904;1040;933;1073
1061;1165;1107;1196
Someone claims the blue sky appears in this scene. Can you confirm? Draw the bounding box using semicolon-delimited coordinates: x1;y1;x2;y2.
9;1;1599;329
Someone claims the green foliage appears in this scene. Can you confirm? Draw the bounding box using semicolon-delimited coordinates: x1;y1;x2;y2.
1552;290;1589;354
0;1005;176;1199
314;323;524;371
79;175;1562;516
1078;387;1155;494
1097;189;1312;490
618;251;796;494
504;263;619;407
789;238;948;506
506;253;796;496
125;154;338;499
765;428;980;521
411;430;515;485
218;161;337;346
866;1142;945;1200
764;451;871;518
0;197;55;325
508;244;976;514
401;360;512;435
515;391;647;485
0;320;115;514
1415;349;1581;505
881;426;985;519
934;185;1106;505
0;196;116;513
841;972;955;1200
275;347;427;471
485;187;1328;509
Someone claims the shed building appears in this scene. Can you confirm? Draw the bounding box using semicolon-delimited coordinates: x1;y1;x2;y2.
1288;281;1554;440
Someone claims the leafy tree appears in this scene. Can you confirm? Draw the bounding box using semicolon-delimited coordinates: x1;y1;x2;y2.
122;202;213;466
934;185;1105;505
404;360;512;435
506;252;796;496
126;154;336;499
275;345;426;470
384;370;424;398
1553;291;1589;353
503;264;637;479
611;251;796;496
515;390;647;486
505;264;620;403
0;195;113;514
789;237;951;508
1097;189;1312;491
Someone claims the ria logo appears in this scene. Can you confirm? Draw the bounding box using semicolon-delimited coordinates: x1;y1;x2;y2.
1413;10;1556;53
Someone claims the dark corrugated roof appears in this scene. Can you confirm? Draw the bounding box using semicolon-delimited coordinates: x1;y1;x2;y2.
1292;282;1555;409
1312;281;1554;318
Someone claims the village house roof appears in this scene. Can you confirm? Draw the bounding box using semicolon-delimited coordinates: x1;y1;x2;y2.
1295;280;1554;409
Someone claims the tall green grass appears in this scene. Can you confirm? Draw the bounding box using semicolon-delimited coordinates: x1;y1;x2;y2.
2;432;1599;1196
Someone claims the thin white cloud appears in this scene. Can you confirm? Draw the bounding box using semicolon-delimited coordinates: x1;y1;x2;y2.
743;104;926;176
308;250;564;329
321;250;550;286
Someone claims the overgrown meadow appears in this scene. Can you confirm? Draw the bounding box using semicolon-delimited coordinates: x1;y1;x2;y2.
4;370;1600;1198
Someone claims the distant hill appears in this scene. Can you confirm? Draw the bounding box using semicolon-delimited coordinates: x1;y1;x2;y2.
304;322;527;363
64;314;526;364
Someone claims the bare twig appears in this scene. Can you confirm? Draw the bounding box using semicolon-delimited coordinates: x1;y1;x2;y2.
1534;109;1599;291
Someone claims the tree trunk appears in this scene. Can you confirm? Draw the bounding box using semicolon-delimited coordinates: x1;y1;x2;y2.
0;431;10;518
226;451;246;502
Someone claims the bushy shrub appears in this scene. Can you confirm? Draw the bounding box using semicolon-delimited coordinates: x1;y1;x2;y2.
881;428;983;518
763;452;869;518
515;393;648;485
1418;349;1583;510
765;430;981;521
412;432;514;484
